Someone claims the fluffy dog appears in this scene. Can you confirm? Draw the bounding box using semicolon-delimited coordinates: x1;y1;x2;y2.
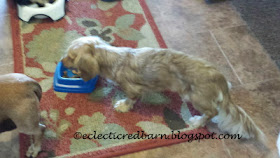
0;73;45;157
62;36;265;144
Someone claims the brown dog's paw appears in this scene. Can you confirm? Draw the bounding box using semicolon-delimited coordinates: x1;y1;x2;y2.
186;115;206;131
26;144;41;158
114;99;132;113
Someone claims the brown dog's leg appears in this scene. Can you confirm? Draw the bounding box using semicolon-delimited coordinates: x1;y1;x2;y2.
185;91;218;130
10;98;45;158
114;83;142;113
114;98;137;113
30;123;46;157
24;123;45;158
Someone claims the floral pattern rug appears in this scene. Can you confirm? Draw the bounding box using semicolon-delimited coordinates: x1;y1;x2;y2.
9;0;208;157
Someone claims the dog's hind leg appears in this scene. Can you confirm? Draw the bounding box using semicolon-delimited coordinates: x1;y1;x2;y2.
27;123;45;158
10;98;45;158
185;90;219;130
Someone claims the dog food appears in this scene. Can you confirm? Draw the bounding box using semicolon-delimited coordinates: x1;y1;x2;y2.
63;70;80;78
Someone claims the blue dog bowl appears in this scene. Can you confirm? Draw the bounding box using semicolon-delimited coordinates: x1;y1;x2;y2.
53;62;98;93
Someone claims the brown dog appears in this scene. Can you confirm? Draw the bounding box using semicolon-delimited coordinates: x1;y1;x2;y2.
62;36;266;144
0;73;45;157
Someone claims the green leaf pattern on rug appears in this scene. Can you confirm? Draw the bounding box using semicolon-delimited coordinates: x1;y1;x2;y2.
54;91;68;100
122;0;143;14
136;121;172;135
39;77;53;93
138;23;160;48
97;123;129;146
77;112;106;134
77;14;145;42
77;18;115;43
115;14;144;41
77;112;129;146
115;14;135;29
65;107;75;116
70;138;97;153
26;28;81;63
25;66;63;95
41;62;57;73
141;92;170;105
40;108;72;139
97;0;118;11
25;28;81;94
20;19;42;34
40;110;48;119
25;67;47;78
44;129;57;139
24;66;54;93
49;109;59;122
57;119;72;135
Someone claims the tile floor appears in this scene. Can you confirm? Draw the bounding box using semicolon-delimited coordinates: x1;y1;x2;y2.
0;0;279;158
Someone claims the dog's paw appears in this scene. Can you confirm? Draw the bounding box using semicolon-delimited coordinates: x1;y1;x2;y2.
188;115;205;128
114;99;132;113
227;81;232;90
26;144;41;158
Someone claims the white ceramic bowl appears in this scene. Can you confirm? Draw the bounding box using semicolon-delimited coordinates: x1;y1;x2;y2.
17;0;65;22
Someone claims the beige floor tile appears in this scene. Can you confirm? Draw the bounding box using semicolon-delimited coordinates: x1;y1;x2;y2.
145;0;245;34
0;0;9;16
212;26;280;84
0;63;14;75
119;139;231;158
0;14;13;66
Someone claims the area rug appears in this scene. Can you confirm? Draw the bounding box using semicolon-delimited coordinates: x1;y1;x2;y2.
9;0;208;157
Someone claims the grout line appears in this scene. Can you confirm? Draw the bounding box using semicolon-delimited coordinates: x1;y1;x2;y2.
232;77;280;88
0;62;14;67
209;24;247;32
209;31;244;85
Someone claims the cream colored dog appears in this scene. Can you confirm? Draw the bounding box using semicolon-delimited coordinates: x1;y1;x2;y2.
0;73;45;157
62;36;265;144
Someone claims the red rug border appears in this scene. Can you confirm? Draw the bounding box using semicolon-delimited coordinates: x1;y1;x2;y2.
8;0;209;157
8;0;23;74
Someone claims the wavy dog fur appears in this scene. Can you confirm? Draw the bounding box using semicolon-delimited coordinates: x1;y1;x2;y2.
62;36;266;144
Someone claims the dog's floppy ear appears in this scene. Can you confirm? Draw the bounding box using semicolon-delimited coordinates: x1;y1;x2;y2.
75;44;100;81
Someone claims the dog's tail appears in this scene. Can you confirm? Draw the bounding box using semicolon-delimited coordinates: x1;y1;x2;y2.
27;81;42;101
216;89;266;145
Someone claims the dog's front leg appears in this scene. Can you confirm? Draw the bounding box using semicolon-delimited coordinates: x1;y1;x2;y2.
114;83;141;113
114;98;136;113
